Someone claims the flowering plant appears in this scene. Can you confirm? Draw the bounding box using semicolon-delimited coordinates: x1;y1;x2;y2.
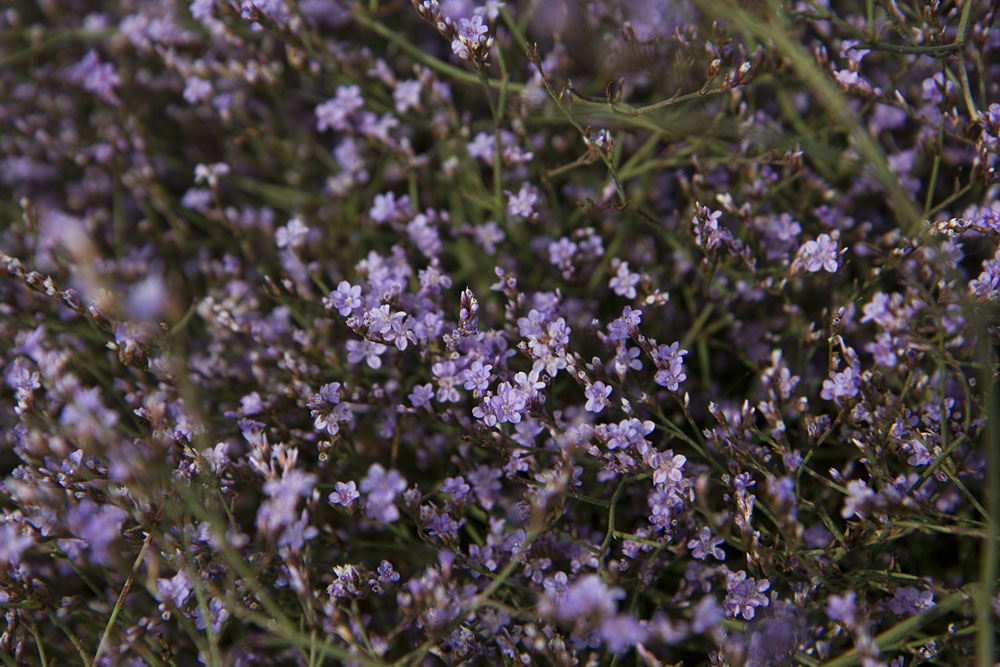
1;0;999;665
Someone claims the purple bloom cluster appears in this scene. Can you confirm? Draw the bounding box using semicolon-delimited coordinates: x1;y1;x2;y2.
0;0;997;664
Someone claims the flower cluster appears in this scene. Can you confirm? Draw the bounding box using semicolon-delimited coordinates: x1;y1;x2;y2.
0;0;998;664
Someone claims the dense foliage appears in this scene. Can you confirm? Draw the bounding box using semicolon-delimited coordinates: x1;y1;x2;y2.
1;0;1000;664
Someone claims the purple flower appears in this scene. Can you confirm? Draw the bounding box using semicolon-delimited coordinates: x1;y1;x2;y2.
308;382;350;436
325;281;364;317
441;476;471;502
377;560;400;583
490;381;527;424
609;259;640;299
687;527;725;560
888;587;934;616
275;218;309;249
451;15;490;60
329;481;360;508
797;233;840;273
316;85;364;132
607;306;642;341
393;79;422;113
826;591;858;627
408;382;434;409
842;479;875;519
0;523;33;566
193;597;229;634
599;614;647;653
66;500;128;565
724;569;770;620
461;360;493;393
584;381;612;413
691;596;724;633
360;464;408;523
540;573;624;628
346;339;387;369
278;510;319;550
505;183;538;219
156;571;192;611
821;365;861;402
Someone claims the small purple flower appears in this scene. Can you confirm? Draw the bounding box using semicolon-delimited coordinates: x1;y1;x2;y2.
156;570;192;611
609;259;640;299
377;560;400;583
360;464;408;523
723;569;770;620
607;306;642;341
307;382;350;436
797;233;840;273
888;587;934;616
393;79;422;113
329;481;360;508
275;218;309;250
316;85;364;132
461;360;493;393
691;596;724;634
599;614;647;654
325;281;364;317
66;500;128;565
687;527;726;560
490;382;527;424
584;381;612;413
821;365;861;402
506;183;538;219
441;476;471;502
346;339;388;369
842;479;875;519
408;382;434;409
826;591;858;627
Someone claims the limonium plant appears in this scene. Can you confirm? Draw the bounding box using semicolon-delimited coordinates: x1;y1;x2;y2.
1;0;999;665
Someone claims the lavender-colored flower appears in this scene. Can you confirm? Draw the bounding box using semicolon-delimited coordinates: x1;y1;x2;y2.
393;79;422;113
691;596;724;634
888;587;934;616
308;382;350;436
0;523;34;567
599;614;648;653
826;591;858;626
156;571;192;612
461;360;493;393
797;233;840;273
278;509;319;550
821;365;861;402
66;500;128;565
325;281;364;317
441;476;471;502
451;15;490;60
360;464;408;523
193;597;230;634
724;569;770;620
408;382;434;408
275;218;309;249
329;481;360;508
540;573;624;628
490;381;527;424
373;560;399;585
842;479;875;519
316;85;364;132
687;527;725;560
584;381;612;413
607;306;642;341
505;183;538;219
609;259;640;299
346;339;388;369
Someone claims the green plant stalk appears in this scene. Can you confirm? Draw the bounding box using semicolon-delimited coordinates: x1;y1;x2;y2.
976;322;999;667
94;528;156;662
